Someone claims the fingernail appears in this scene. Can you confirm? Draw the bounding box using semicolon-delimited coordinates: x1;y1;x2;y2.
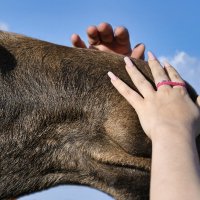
134;43;144;48
148;51;157;60
163;61;171;67
124;56;130;63
107;71;118;81
124;56;133;67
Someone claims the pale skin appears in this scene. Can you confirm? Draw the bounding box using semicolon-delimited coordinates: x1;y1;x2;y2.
73;23;200;199
71;22;145;59
107;52;200;200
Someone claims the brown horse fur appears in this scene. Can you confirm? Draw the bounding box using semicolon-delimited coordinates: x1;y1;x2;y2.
0;31;199;200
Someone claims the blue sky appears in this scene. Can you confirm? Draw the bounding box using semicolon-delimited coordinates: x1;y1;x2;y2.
0;0;200;199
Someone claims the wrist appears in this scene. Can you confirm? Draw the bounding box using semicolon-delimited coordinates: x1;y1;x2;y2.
151;125;196;144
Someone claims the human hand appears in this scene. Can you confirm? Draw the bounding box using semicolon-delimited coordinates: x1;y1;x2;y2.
107;52;200;140
71;22;145;59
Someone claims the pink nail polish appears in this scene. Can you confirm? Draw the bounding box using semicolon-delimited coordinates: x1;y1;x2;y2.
124;57;133;67
148;51;157;60
107;71;118;81
124;56;130;63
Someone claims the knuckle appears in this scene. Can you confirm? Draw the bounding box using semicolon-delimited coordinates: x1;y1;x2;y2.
121;87;132;96
137;77;146;85
177;87;187;95
159;87;171;94
172;73;181;80
163;87;171;94
155;70;165;78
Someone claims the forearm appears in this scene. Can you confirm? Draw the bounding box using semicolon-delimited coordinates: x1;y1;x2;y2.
150;128;200;200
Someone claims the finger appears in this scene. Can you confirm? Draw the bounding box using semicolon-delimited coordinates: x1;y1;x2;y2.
97;22;114;43
87;25;100;45
107;71;143;109
114;26;131;47
163;62;186;90
131;43;145;59
147;51;171;89
71;34;87;48
124;57;155;98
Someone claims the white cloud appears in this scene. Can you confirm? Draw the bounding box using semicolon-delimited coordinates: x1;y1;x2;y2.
159;52;200;93
0;22;9;31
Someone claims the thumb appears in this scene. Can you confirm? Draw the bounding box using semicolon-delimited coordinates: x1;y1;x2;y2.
196;95;200;108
